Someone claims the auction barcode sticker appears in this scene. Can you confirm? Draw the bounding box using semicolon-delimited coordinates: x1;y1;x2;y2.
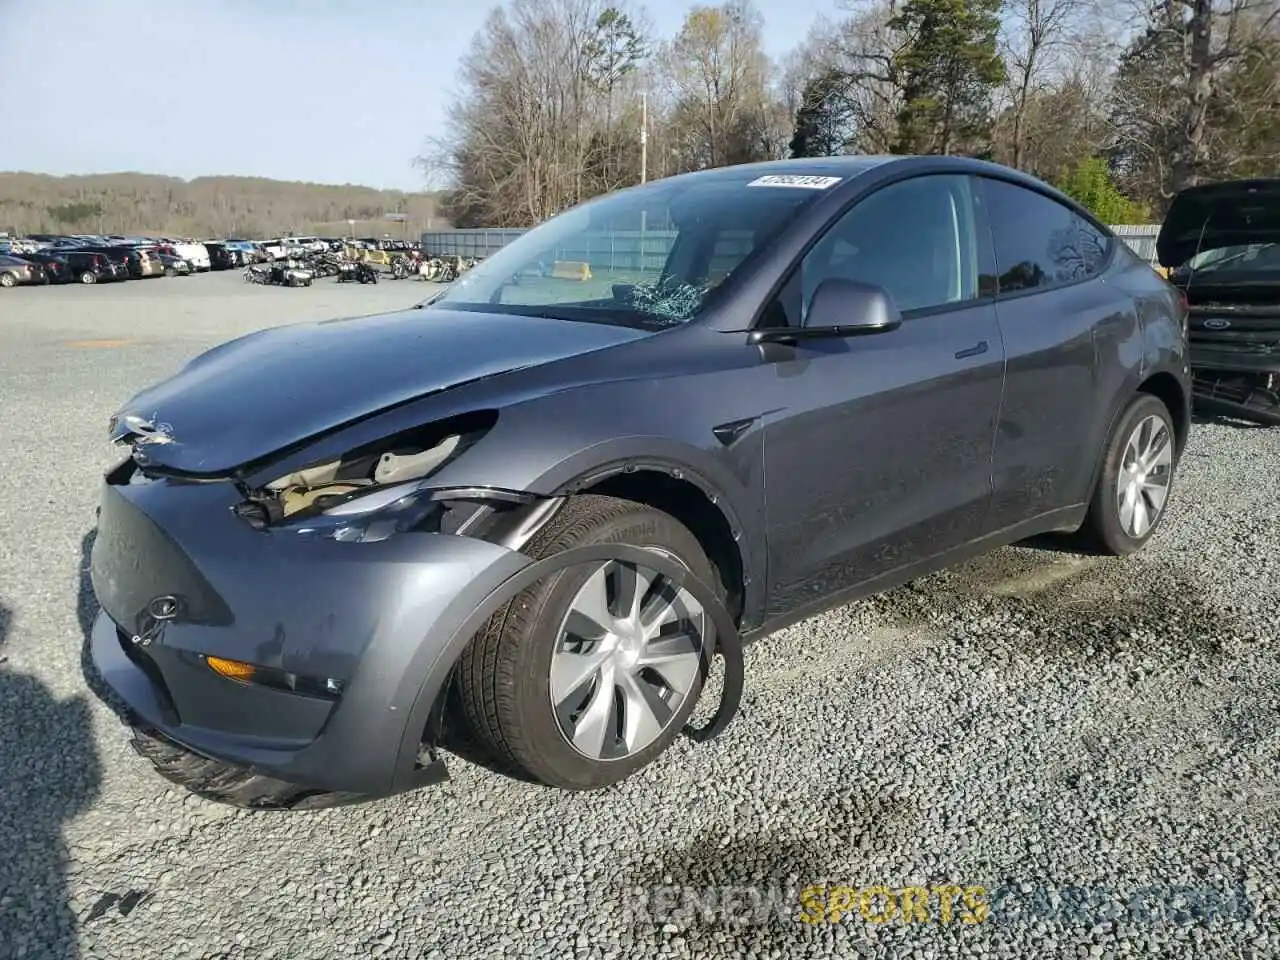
746;175;843;189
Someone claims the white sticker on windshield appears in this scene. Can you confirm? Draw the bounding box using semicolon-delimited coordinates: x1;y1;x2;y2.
746;174;843;189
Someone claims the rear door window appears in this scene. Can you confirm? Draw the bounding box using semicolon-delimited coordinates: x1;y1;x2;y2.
979;177;1108;293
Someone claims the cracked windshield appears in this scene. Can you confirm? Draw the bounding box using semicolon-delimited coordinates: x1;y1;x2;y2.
428;176;822;326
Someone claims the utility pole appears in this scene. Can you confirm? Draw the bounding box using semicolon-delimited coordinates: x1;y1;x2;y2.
640;91;648;185
639;90;649;273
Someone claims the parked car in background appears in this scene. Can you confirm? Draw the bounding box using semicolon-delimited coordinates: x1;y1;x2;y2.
170;240;211;272
223;240;264;263
89;156;1190;810
258;239;288;261
59;250;123;284
281;236;327;256
132;246;167;278
0;254;46;287
157;253;191;277
78;245;139;278
17;251;75;284
204;242;239;270
1159;178;1280;426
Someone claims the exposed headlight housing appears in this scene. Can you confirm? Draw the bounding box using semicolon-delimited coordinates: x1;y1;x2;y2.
234;411;499;542
281;478;442;543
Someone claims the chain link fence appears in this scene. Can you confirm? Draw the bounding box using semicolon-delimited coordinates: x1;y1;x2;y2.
422;225;1163;268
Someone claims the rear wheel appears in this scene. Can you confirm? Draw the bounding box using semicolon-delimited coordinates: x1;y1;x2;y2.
1080;393;1177;555
80;271;98;285
456;495;717;790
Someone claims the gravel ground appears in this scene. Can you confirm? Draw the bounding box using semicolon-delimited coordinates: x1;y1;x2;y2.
1;270;1278;959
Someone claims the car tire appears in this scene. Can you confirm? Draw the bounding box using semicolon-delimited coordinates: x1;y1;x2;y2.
80;271;97;285
165;267;177;278
455;495;719;791
129;726;365;810
1080;393;1178;555
0;272;16;288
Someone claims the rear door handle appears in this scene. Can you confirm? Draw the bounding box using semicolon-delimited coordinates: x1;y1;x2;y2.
954;340;989;360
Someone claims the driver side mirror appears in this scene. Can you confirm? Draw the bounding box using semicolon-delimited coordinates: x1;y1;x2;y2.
750;277;902;344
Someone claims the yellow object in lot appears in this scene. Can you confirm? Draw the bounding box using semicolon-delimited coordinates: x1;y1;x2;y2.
551;260;592;281
342;244;391;265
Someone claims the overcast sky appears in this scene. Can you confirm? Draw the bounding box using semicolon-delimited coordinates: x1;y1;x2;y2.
0;0;832;192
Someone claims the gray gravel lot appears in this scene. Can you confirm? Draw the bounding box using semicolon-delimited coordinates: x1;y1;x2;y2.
1;270;1278;959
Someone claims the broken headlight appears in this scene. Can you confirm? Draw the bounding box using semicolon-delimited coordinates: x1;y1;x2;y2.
283;480;443;543
233;412;497;542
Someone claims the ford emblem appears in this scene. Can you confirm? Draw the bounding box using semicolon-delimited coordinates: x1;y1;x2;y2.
1203;318;1231;330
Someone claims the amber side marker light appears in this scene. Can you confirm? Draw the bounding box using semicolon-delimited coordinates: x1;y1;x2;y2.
202;655;344;698
206;656;256;681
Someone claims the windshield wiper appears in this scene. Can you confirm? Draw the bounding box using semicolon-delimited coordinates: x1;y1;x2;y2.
1194;244;1277;274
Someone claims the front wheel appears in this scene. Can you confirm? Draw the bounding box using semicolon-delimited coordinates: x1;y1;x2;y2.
0;272;16;288
1080;393;1178;555
455;495;718;791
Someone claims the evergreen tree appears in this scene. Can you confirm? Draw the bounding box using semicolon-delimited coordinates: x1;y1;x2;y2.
789;70;851;158
888;0;1006;156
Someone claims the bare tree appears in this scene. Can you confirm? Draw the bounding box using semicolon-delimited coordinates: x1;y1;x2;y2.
421;0;653;227
1105;0;1280;208
661;0;779;170
413;0;1280;226
999;0;1093;170
814;1;905;153
1170;0;1280;192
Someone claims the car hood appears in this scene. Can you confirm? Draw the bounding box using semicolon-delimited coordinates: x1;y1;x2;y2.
113;307;651;475
1157;179;1280;267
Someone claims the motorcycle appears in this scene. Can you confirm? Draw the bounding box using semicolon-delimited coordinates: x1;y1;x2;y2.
390;253;423;280
243;260;314;287
337;260;380;284
308;253;345;278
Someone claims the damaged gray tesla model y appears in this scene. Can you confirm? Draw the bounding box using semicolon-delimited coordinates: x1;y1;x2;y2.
88;155;1191;809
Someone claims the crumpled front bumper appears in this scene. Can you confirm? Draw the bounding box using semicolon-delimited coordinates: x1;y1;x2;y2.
88;473;532;799
1190;342;1280;374
87;471;744;804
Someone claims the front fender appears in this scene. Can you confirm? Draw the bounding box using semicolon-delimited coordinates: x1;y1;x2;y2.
431;424;769;624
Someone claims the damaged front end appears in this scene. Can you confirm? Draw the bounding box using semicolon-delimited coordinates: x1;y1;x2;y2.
1174;291;1280;427
1159;179;1280;427
1185;301;1280;426
89;408;743;808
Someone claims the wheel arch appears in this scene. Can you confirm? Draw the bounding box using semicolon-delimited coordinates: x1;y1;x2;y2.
1136;370;1190;457
1081;371;1188;516
567;466;748;628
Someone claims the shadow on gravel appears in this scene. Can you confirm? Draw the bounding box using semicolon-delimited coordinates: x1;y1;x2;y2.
0;598;102;960
1191;411;1272;430
882;549;1233;668
606;787;914;953
74;529;130;724
1014;532;1107;556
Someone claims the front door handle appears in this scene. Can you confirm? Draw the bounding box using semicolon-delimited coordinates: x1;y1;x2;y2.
954;340;989;360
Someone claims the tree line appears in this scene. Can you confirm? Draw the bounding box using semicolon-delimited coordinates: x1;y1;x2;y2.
422;0;1280;228
0;172;441;239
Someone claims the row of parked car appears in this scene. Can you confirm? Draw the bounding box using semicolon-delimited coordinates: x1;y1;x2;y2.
0;234;246;287
0;233;423;288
